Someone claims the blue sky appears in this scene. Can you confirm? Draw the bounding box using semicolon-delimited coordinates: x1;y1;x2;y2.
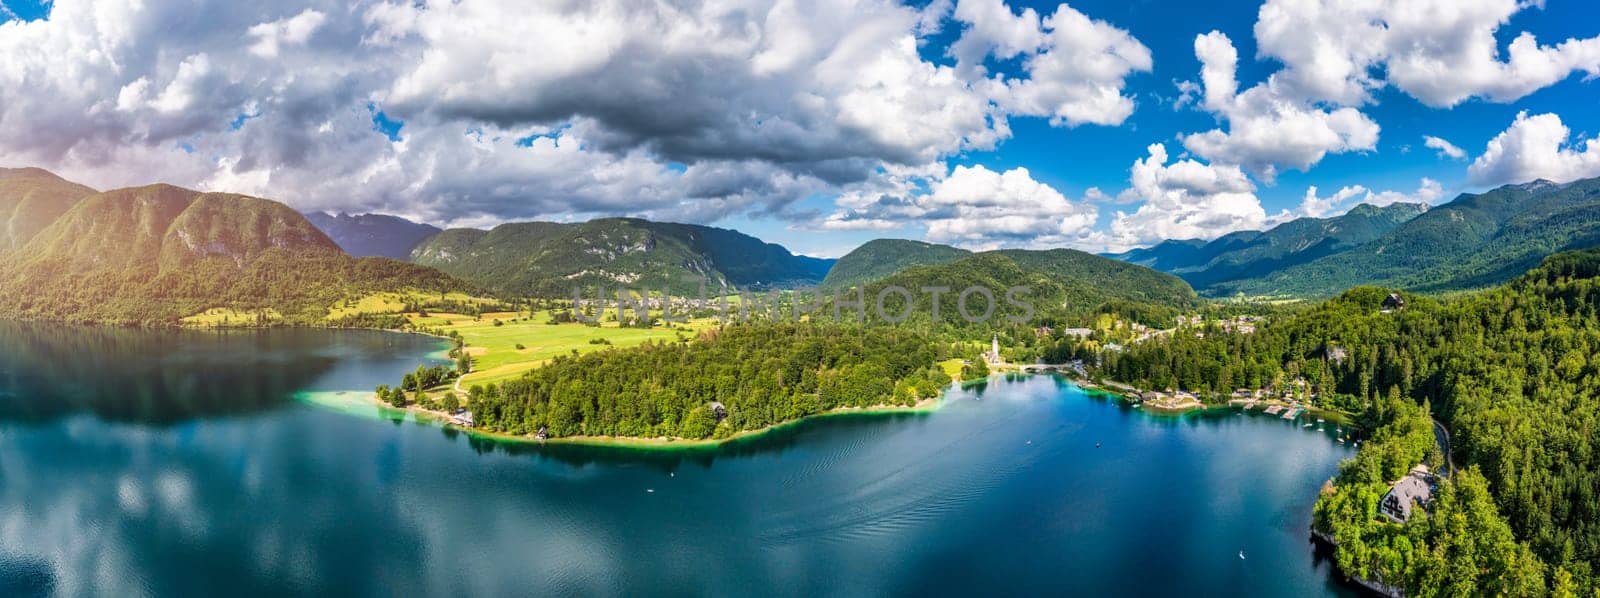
3;0;1599;257
752;0;1600;256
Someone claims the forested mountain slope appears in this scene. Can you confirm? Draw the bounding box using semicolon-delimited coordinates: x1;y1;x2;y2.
0;183;463;324
1109;202;1427;295
1219;178;1600;297
821;239;972;289
0;167;97;251
848;248;1197;328
411;217;833;296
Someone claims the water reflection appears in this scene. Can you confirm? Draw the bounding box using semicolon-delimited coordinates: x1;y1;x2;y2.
0;321;440;423
0;325;1360;596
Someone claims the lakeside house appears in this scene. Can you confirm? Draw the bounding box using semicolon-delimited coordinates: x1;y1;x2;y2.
985;335;1002;365
1380;464;1436;523
451;409;475;428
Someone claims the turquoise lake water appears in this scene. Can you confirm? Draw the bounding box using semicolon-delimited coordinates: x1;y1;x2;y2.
0;322;1358;596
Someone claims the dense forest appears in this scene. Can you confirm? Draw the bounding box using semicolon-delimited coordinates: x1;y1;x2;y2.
463;323;951;440
1109;249;1600;592
833;249;1197;331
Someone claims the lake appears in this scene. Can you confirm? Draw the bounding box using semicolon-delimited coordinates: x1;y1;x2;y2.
0;323;1358;596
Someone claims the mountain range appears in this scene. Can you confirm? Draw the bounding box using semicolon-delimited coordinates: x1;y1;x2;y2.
6;165;1600;324
409;218;835;297
0;181;461;324
1105;176;1600;297
304;212;442;260
1109;202;1429;294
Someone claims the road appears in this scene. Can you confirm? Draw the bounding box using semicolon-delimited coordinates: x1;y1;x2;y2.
1432;418;1455;478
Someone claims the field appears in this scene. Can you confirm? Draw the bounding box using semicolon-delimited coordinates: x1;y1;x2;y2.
182;307;282;327
187;290;731;390
407;309;720;388
325;290;504;320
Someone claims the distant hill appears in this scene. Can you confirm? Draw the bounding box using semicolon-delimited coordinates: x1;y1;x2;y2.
1109;202;1427;295
0;181;463;324
0;167;97;252
304;212;442;259
1218;178;1600;297
411;217;834;296
856;247;1197;327
821;239;972;289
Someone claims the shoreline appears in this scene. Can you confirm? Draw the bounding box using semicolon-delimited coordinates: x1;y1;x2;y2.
329;388;947;452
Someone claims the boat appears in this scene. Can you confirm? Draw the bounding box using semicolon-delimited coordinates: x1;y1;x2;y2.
1239;551;1246;560
1316;418;1325;423
1303;423;1313;428
1336;438;1345;443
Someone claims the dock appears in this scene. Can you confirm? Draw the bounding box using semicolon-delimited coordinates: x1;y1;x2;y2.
1264;405;1284;415
1282;408;1302;420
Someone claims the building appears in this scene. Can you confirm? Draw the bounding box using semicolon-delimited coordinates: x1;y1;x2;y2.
1061;328;1094;338
1380;464;1436;523
1382;293;1406;312
986;335;1002;364
450;409;475;428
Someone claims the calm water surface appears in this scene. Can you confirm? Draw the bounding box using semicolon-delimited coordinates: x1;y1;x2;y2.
0;322;1358;596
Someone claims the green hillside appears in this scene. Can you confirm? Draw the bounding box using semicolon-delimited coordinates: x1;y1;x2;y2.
0;167;97;252
853;247;1197;328
1217;178;1600;297
1110;202;1427;294
821;239;971;289
0;182;464;325
411;217;832;296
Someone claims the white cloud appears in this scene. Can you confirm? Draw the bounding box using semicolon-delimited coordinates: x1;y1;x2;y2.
0;0;1156;230
248;9;326;58
1254;0;1600;108
950;0;1154;128
1179;31;1380;181
1468;111;1600;187
1299;178;1443;218
1298;185;1367;219
1103;143;1284;251
1423;135;1466;160
818;163;1096;250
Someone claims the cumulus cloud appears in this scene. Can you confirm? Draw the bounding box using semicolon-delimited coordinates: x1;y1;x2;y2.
1298;178;1443;218
247;9;325;58
1423;135;1466;160
1254;0;1600;108
949;0;1153;127
0;0;1152;229
1468;111;1600;187
1179;31;1380;181
1103;143;1284;251
819;163;1096;250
